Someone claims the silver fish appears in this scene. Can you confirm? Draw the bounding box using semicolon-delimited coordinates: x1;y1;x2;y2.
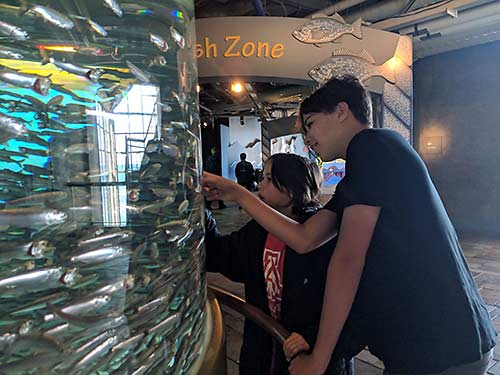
158;142;180;158
159;101;172;112
76;45;106;56
176;227;194;246
172;91;187;109
309;49;396;84
74;328;115;354
139;162;162;179
149;33;169;52
137;293;171;314
70;246;128;265
6;191;67;207
140;198;175;214
0;353;64;373
64;143;96;154
293;14;362;45
126;60;151;83
0;112;27;142
157;220;192;242
0;20;29;40
11;291;69;316
29;5;75;29
170;26;185;49
146;55;167;67
75;335;119;369
0;207;66;228
44;323;69;336
104;0;123;17
0;70;51;95
79;314;128;333
151;188;175;199
147;311;181;335
0;240;54;259
0;46;24;59
77;230;134;249
47;295;111;319
0;267;75;291
49;58;103;83
111;332;144;352
87;19;108;36
178;199;189;214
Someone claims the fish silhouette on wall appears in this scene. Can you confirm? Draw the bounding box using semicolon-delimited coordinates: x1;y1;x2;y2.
245;138;261;149
309;49;396;85
292;13;363;47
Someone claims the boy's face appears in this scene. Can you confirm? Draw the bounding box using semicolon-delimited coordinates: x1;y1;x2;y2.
302;110;343;161
258;161;292;214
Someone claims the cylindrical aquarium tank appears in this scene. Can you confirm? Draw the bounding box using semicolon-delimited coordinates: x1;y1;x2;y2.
0;0;209;373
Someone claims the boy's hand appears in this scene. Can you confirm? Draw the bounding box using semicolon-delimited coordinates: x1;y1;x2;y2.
283;332;310;361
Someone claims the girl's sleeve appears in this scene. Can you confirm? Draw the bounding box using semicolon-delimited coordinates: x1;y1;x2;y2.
205;209;260;284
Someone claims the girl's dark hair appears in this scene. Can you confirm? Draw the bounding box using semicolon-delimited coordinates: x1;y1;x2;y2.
300;75;372;126
267;153;322;215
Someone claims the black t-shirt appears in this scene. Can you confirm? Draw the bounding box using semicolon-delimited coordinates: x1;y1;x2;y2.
324;129;496;373
236;160;255;184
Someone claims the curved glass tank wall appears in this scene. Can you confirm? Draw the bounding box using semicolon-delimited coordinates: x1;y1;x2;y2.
0;0;206;373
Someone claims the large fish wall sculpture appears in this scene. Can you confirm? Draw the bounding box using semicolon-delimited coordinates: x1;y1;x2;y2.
292;13;363;46
309;49;396;85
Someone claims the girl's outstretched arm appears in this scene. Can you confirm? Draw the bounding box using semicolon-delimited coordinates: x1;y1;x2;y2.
202;172;338;253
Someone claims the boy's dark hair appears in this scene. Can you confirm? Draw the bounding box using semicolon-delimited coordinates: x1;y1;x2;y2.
267;153;322;215
240;153;247;160
300;75;372;126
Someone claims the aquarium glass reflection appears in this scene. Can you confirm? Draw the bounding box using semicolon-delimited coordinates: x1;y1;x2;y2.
0;0;205;373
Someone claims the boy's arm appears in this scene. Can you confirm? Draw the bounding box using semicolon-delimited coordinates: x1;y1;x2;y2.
205;209;258;283
289;204;380;375
203;173;338;253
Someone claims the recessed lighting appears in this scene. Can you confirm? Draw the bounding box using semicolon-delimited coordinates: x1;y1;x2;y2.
231;82;244;93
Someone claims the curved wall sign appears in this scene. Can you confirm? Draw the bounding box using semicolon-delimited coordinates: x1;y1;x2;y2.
196;16;413;142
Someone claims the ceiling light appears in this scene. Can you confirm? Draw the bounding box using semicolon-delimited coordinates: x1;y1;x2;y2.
231;82;244;93
196;84;201;93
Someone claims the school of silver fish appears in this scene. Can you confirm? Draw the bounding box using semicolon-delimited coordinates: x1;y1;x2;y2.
0;0;205;373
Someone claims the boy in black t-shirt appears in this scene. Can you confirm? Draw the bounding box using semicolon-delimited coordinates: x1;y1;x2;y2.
203;76;496;375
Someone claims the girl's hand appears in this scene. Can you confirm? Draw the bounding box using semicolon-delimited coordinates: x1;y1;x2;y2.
283;332;310;361
201;172;244;202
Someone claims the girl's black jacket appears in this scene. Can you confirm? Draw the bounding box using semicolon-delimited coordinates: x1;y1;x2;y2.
205;208;363;375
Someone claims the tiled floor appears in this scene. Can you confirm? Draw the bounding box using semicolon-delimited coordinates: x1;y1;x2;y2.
206;202;500;375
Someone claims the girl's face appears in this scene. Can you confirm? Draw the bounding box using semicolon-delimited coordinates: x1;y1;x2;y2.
258;160;293;215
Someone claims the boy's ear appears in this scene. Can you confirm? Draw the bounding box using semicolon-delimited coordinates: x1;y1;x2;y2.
336;102;349;122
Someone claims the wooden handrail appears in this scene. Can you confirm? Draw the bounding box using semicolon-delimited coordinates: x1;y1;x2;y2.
208;284;291;345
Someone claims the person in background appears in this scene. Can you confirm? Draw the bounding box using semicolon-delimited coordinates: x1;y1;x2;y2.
204;146;226;209
235;152;255;191
205;153;361;375
203;75;496;375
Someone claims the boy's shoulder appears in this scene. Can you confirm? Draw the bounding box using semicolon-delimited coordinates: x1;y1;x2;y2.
297;204;321;223
353;128;406;148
